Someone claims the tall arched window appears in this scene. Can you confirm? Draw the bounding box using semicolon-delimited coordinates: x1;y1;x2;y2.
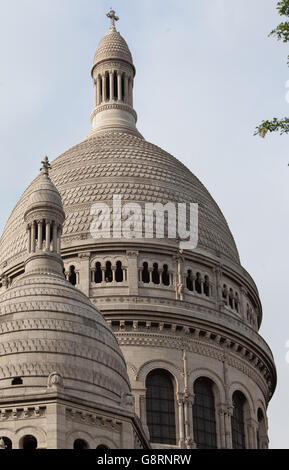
195;273;202;294
68;265;77;286
115;261;124;283
193;378;217;449
113;72;118;100
204;275;210;297
231;391;246;449
142;262;150;283
146;369;176;445
95;262;103;284
152;263;160;285
105;261;113;283
162;264;170;286
186;270;193;291
1;437;12;450
257;408;266;449
20;435;37;450
74;439;89;450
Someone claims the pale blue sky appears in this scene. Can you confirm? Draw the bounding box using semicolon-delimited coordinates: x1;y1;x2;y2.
0;0;288;449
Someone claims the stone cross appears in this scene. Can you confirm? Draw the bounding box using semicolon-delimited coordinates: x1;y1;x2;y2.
41;156;51;176
106;9;119;30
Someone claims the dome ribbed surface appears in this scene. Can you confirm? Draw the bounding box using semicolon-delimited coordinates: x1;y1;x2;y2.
93;30;133;67
0;271;130;405
0;132;240;268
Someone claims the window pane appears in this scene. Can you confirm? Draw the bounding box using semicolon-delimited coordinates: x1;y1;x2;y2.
146;369;176;445
193;378;217;449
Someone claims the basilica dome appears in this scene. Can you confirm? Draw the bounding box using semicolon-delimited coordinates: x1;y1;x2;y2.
0;131;240;273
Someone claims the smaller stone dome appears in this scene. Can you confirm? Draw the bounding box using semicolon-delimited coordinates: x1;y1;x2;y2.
24;157;64;222
93;30;134;69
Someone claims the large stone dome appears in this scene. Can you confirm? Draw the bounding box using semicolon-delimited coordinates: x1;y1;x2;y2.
0;131;240;273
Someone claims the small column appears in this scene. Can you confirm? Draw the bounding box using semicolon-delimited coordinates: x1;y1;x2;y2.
124;75;129;104
57;227;62;253
52;222;58;252
103;74;107;102
117;72;122;101
31;222;36;253
126;251;139;295
37;220;43;250
184;394;196;448
109;71;114;101
217;405;227;448
97;76;101;105
177;394;185;448
94;80;97;107
128;78;133;106
224;408;233;449
27;225;31;253
45;221;51;252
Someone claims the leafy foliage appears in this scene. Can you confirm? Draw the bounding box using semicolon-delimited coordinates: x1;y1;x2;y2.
255;0;289;137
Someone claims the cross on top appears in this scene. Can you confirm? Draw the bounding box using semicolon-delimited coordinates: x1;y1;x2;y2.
106;9;119;30
41;156;51;176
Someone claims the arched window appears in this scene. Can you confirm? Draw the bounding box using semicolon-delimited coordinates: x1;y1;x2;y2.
95;262;103;284
222;285;228;304
74;439;89;450
229;289;234;308
1;437;12;450
162;264;170;286
231;391;246;449
152;263;160;285
115;261;124;283
121;75;125;101
146;369;176;445
100;77;103;103
193;378;217;449
257;408;266;449
186;270;193;291
186;269;194;292
142;262;150;283
68;265;77;286
105;261;113;283
204;275;210;297
97;445;109;449
195;273;202;294
20;435;37;450
113;72;118;100
105;74;109;101
235;293;239;313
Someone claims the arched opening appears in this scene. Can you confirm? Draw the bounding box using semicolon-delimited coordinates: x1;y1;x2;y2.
20;435;38;450
12;377;23;385
229;289;234;308
204;275;210;297
68;265;77;286
100;77;103;103
97;444;109;449
162;264;170;286
105;261;113;283
113;72;118;100
257;408;267;449
142;262;150;283
0;437;12;450
231;391;246;449
73;439;89;450
146;369;176;445
186;270;193;291
193;377;217;449
235;293;239;312
152;263;160;285
222;285;228;304
105;74;110;101
95;262;103;284
115;261;124;283
195;273;202;294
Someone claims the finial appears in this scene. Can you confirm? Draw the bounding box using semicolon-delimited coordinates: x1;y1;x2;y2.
106;9;119;31
40;156;51;176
